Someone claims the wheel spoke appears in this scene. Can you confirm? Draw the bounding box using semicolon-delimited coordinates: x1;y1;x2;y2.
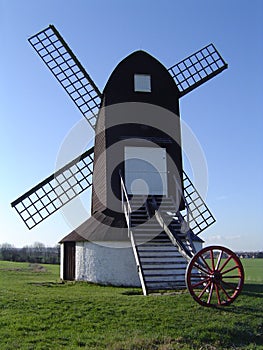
210;249;215;271
221;280;238;290
215;250;223;270
218;283;231;299
198;280;211;299
193;262;210;276
190;273;208;278
199;254;212;273
192;277;210;288
215;283;221;304
222;275;241;279
207;282;214;304
221;265;239;275
218;255;232;272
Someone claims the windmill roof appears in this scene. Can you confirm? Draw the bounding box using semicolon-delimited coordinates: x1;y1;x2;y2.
59;212;128;243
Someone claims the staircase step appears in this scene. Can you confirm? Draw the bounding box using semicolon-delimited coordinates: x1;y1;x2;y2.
144;269;186;275
143;266;186;271
135;239;172;244
139;255;185;260
137;248;184;254
135;236;172;241
133;229;164;234
136;242;173;246
142;262;186;267
145;276;186;282
147;283;186;290
144;277;186;282
141;256;186;261
140;257;185;262
133;225;163;228
146;280;186;287
143;258;186;263
145;273;185;279
137;245;178;250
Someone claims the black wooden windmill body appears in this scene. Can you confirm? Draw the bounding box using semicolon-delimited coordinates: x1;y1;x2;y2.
11;25;244;306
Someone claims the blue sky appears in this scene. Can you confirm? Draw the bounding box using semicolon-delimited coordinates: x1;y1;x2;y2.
1;0;262;250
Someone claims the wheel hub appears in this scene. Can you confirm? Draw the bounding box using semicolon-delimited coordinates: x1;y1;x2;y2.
212;270;222;283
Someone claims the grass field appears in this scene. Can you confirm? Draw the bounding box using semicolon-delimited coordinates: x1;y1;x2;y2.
0;259;262;349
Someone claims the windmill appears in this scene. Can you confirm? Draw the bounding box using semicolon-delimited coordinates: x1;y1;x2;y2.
11;25;244;306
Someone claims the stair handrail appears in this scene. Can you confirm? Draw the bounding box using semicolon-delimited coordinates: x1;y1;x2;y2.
173;175;193;233
119;172;148;295
119;172;132;231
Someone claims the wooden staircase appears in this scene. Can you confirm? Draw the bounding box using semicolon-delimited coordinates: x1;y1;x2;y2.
120;172;215;296
129;195;194;292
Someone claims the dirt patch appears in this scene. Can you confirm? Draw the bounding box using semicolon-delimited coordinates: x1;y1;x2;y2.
28;263;47;272
0;264;47;272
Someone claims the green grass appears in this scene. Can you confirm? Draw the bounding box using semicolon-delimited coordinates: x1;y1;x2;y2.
0;259;262;349
242;258;263;283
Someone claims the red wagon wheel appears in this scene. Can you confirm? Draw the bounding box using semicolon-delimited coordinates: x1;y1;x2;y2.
186;246;244;307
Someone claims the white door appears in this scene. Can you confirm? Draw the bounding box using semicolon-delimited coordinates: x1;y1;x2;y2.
125;146;167;195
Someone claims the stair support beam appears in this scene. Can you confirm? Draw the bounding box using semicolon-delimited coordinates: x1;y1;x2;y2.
129;230;148;296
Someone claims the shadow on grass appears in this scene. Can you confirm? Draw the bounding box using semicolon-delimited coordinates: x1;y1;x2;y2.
121;289;142;296
28;281;65;287
242;283;263;297
216;283;263;319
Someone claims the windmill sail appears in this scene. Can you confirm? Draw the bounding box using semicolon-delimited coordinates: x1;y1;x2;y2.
168;43;228;97
182;171;215;235
28;25;102;130
11;147;94;229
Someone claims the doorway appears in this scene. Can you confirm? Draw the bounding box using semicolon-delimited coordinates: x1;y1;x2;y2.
63;242;76;280
124;146;167;195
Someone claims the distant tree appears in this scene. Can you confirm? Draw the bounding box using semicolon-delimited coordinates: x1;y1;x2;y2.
0;243;16;261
